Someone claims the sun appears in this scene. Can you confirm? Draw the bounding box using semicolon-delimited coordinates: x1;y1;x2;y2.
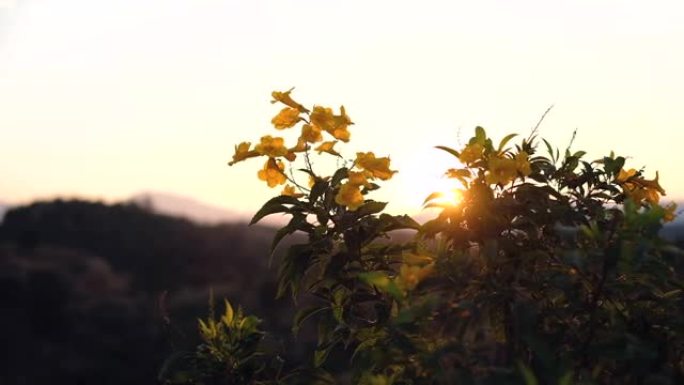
426;188;463;207
396;162;463;214
390;146;466;216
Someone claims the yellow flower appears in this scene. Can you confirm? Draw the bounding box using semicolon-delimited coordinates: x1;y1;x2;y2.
271;107;301;129
347;171;371;188
282;138;308;162
257;158;287;187
355;152;396;180
308;175;329;188
301;124;323;143
485;156;517;185
282;139;306;162
281;184;304;198
271;88;309;113
459;142;484;165
616;168;638;183
638;171;666;196
315;141;340;156
310;105;352;142
617;169;665;204
310;106;335;131
617;169;643;202
515;151;532;176
643;187;660;204
335;182;364;211
255;135;288;157
663;202;677;222
397;263;434;291
623;185;653;204
290;137;308;152
228;141;258;166
330;126;350;142
330;106;352;142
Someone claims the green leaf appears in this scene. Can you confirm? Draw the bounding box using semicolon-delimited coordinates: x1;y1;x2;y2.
424;202;451;209
292;306;328;335
542;138;555;162
475;126;487;144
378;214;421;231
350;338;379;362
250;202;288;225
332;288;346;323
359;271;391;288
361;183;381;193
331;167;349;186
221;299;234;327
358;271;403;300
314;340;339;367
355;201;387;217
313;349;328;368
298;168;316;177
249;195;302;225
517;362;539;385
384;282;404;300
435;145;460;158
497;133;518;152
445;168;470;179
271;213;309;255
423;191;444;205
271;227;292;257
239;315;260;332
484;137;494;152
276;244;313;299
310;179;328;203
573;150;586;159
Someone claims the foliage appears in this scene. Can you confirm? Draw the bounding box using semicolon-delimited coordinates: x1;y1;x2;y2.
163;90;684;384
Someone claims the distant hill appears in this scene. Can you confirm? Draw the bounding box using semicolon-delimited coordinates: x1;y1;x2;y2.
129;191;249;224
0;198;284;291
0;202;7;221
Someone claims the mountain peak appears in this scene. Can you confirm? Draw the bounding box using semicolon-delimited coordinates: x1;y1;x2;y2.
129;191;249;225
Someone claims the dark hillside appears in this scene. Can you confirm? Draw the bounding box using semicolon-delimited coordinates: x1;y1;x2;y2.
0;199;302;385
0;200;276;291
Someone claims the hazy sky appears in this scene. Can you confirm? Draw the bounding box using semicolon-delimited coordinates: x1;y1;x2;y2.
1;0;683;217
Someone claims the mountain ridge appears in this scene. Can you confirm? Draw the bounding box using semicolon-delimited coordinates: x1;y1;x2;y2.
129;191;249;225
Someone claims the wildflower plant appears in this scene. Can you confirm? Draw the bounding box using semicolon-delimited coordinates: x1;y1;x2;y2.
162;90;684;385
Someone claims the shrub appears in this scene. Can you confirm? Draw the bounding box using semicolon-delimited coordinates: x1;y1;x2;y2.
161;90;684;385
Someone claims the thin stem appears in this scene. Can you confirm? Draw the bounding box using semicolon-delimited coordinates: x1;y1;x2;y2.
528;105;554;142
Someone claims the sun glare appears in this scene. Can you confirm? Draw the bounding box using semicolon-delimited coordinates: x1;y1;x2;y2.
428;188;463;207
390;146;469;216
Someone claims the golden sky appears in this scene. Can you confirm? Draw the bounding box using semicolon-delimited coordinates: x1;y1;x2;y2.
1;0;683;218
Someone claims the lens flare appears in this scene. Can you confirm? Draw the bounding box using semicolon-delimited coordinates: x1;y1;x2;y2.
426;188;463;208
